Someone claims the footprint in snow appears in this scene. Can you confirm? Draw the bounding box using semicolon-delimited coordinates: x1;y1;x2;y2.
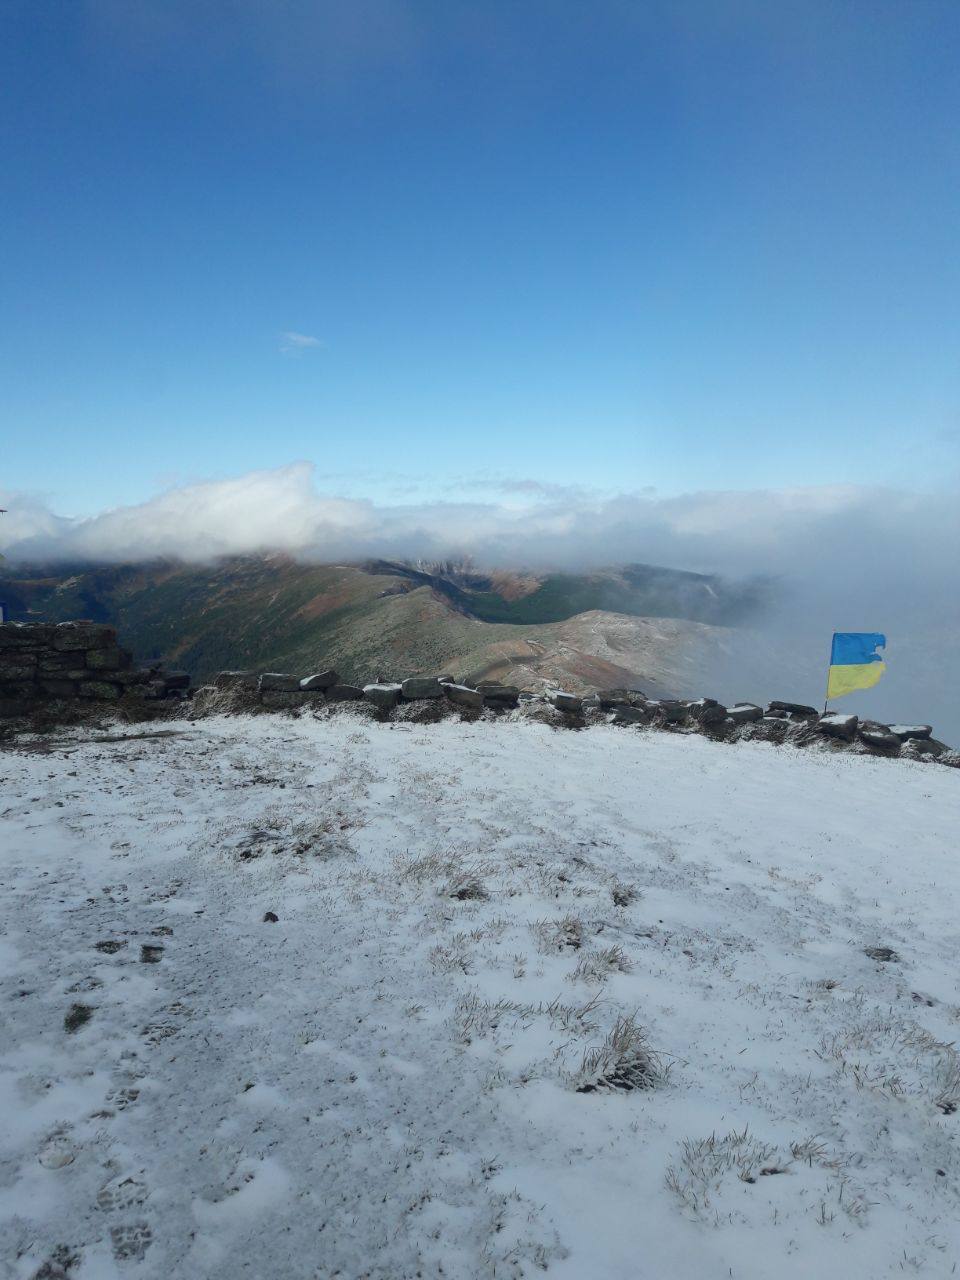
97;1175;148;1213
110;1222;153;1262
38;1134;77;1170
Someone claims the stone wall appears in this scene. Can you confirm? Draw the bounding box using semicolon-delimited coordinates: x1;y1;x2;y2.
2;623;955;771
0;622;190;719
199;667;959;769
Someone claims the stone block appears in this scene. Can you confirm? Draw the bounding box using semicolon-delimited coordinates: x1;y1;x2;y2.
444;683;483;709
38;653;80;673
548;690;583;715
688;699;727;725
726;703;763;724
767;701;819;719
859;726;901;756
259;672;301;692
0;623;53;649
643;699;686;723
300;670;339;690
86;646;130;671
363;683;402;710
51;623;116;652
612;705;648;725
595;688;640;709
903;737;949;759
817;712;859;741
401;676;444;700
477;683;520;706
888;724;933;741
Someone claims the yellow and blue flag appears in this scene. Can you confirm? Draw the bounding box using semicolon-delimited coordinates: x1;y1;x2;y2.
827;632;886;700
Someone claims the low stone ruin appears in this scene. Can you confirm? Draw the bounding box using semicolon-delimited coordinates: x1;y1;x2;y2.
192;666;958;768
0;622;190;721
1;621;955;769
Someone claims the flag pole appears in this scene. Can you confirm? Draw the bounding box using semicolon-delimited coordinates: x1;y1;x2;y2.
823;634;831;715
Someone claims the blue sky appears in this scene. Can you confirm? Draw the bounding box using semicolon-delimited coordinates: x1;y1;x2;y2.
2;0;958;516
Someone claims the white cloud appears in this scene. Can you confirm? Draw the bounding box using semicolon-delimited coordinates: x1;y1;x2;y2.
0;462;955;581
279;331;323;355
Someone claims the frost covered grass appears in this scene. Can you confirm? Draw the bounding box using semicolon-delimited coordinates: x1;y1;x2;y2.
1;714;959;1278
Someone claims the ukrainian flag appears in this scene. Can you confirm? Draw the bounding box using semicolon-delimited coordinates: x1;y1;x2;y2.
827;632;886;700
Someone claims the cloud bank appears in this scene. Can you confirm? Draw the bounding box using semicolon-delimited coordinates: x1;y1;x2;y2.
1;461;956;586
2;462;957;735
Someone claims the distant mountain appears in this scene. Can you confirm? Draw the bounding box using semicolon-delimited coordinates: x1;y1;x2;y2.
0;556;766;696
362;559;766;626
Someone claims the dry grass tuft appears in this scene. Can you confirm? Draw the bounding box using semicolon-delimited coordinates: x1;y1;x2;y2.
610;880;640;908
571;945;633;983
532;914;585;953
572;1013;664;1093
442;870;490;901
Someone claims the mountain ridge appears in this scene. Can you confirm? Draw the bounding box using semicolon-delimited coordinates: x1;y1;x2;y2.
0;555;758;697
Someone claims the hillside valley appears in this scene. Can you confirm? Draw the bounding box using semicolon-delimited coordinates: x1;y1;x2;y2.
0;557;762;699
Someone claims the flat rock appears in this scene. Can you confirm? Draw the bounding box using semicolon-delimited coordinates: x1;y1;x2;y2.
595;688;643;709
611;705;648;725
817;712;859;741
902;737;948;759
444;683;483;709
401;676;444;700
51;622;117;652
889;724;933;741
643;699;686;723
259;673;301;692
300;670;339;691
688;699;727;724
768;700;819;718
0;623;54;649
727;703;763;724
363;683;402;710
478;683;520;706
548;690;583;715
859;727;901;755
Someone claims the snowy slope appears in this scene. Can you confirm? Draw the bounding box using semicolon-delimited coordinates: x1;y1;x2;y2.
1;714;959;1279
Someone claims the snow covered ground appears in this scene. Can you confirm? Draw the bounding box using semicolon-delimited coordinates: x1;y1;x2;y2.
2;711;959;1279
